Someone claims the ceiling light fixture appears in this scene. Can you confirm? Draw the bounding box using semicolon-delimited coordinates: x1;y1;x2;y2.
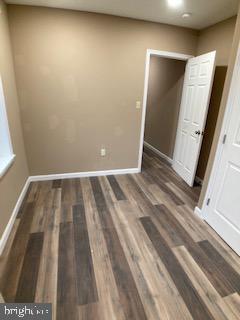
182;13;192;19
167;0;183;8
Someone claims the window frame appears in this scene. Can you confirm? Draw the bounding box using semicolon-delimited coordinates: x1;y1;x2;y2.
0;76;15;179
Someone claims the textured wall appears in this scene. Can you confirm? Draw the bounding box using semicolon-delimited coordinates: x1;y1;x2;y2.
197;16;237;66
8;5;198;175
145;56;186;158
5;4;239;212
0;0;29;238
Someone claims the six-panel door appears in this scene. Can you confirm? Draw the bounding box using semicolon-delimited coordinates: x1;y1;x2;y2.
173;51;216;186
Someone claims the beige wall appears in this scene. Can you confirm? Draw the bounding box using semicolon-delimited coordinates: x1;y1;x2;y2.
4;4;239;213
145;56;186;158
198;8;240;208
0;1;29;238
197;16;237;65
7;5;198;175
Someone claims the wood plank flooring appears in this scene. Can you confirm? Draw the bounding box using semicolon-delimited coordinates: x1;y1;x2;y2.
1;148;240;319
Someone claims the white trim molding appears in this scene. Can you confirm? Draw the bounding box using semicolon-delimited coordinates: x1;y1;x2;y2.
28;167;140;182
195;176;203;186
138;49;193;171
0;154;16;179
0;167;139;256
194;206;203;219
0;177;31;256
144;141;173;164
0;76;15;179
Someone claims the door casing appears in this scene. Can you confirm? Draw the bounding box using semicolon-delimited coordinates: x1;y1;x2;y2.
138;49;192;171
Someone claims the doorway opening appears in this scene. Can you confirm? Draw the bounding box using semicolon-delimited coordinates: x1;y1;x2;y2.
139;49;226;203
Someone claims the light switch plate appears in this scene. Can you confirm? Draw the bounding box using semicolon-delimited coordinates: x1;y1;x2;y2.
101;148;106;156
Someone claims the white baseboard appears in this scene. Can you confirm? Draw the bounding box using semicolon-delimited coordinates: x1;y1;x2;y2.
0;167;139;256
0;177;31;256
194;206;203;219
29;167;140;182
144;141;173;165
195;176;203;186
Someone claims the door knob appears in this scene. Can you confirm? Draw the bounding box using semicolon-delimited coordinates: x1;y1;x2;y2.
195;130;201;135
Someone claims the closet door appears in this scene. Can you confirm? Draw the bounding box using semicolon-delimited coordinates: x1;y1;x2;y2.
203;46;240;256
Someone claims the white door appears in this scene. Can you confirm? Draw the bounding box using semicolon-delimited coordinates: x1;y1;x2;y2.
173;51;216;186
203;46;240;256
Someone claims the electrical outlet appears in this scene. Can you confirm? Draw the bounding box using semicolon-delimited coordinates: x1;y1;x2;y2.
101;148;106;156
136;101;141;109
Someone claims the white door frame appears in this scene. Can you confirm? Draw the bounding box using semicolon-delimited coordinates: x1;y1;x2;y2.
201;42;240;219
138;49;193;171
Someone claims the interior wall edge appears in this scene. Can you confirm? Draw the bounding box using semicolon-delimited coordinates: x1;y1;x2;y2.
0;0;29;239
0;176;31;256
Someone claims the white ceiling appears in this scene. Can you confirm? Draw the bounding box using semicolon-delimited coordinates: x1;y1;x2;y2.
5;0;239;30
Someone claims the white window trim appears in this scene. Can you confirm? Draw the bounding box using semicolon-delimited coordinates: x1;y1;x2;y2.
0;76;15;179
0;154;16;179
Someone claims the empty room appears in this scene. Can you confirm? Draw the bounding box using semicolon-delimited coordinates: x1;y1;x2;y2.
0;0;240;319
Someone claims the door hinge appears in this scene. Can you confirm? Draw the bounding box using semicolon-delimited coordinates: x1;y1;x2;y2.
222;134;227;144
206;198;211;206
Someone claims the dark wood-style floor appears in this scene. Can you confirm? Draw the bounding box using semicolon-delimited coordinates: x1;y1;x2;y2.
1;149;240;320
